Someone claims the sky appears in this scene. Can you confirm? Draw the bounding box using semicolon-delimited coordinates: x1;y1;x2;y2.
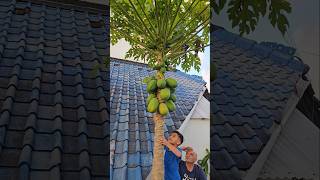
110;40;211;92
213;0;319;98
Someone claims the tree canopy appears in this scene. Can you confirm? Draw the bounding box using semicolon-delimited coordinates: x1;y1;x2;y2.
110;0;210;72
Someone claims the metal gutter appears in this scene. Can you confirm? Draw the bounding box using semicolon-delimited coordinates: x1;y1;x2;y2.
244;77;310;180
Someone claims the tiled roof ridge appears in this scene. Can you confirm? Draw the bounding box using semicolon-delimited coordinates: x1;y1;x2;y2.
110;57;149;68
260;41;296;56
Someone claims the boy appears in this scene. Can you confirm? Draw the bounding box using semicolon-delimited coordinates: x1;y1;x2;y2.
159;130;184;180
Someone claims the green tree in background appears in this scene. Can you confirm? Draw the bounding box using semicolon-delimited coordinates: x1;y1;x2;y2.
110;0;209;179
212;0;292;36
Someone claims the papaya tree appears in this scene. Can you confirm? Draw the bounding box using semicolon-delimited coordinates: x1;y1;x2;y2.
110;0;209;179
212;0;292;36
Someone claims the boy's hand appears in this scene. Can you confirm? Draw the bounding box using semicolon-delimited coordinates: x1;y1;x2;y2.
182;146;193;151
159;137;169;146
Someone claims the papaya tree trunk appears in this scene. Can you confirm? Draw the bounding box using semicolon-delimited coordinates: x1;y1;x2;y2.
151;113;164;180
151;53;165;180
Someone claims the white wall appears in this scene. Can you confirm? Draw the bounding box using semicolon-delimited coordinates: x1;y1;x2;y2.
259;109;319;179
181;118;210;161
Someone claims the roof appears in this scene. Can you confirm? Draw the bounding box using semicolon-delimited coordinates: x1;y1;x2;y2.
190;95;210;119
0;0;108;179
110;58;206;180
258;108;319;179
18;0;107;14
211;26;309;180
297;84;320;128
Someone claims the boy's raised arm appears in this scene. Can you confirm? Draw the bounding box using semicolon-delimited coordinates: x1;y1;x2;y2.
159;138;182;157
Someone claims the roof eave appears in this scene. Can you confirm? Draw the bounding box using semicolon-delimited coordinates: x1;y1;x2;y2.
178;85;208;132
244;77;311;180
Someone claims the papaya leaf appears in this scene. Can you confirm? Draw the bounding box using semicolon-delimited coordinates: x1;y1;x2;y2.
111;0;209;73
213;0;292;35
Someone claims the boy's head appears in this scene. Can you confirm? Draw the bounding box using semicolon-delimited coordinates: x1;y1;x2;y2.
168;130;184;146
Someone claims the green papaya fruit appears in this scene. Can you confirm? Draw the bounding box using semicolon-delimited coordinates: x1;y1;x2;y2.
170;88;176;93
157;79;166;89
147;94;156;105
160;67;166;73
147;98;159;113
166;78;177;88
158;103;169;116
147;80;157;93
170;93;176;102
142;76;151;84
166;100;176;111
159;88;171;101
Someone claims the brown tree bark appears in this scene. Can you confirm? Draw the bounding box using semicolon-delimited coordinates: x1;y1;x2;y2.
151;53;165;180
151;113;164;180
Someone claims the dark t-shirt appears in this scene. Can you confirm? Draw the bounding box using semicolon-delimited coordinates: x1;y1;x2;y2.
179;161;207;180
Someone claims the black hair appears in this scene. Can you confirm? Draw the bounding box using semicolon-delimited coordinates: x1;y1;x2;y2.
172;130;184;145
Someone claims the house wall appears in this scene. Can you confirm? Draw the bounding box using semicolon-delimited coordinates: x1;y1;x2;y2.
181;118;210;161
180;95;210;160
258;109;319;179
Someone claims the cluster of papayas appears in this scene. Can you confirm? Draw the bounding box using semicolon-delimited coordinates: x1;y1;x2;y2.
152;57;176;72
142;74;178;116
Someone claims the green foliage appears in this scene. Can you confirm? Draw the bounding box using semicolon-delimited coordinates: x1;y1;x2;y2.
198;148;210;176
212;0;292;35
111;0;210;72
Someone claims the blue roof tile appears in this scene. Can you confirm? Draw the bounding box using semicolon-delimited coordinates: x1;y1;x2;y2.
110;58;206;179
0;0;108;179
212;27;307;179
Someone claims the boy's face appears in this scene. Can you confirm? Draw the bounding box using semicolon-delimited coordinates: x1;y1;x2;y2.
168;132;181;146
